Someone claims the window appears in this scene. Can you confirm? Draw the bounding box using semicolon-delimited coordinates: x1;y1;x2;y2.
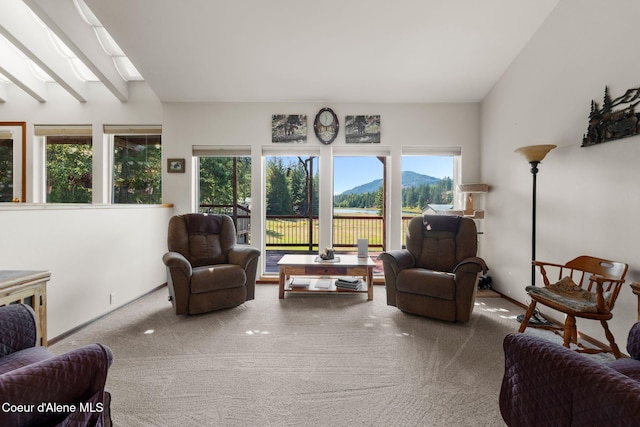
266;156;318;218
264;155;319;272
45;135;92;203
0;122;25;202
400;153;455;246
198;155;252;243
333;156;385;254
401;155;454;213
0;137;13;202
112;135;162;204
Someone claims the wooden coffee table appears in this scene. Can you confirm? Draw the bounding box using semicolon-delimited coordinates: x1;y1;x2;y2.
278;254;375;300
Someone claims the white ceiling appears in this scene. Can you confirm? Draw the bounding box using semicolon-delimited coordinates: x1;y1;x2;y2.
3;0;560;104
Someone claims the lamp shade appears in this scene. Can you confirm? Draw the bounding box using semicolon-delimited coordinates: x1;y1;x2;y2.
515;144;556;163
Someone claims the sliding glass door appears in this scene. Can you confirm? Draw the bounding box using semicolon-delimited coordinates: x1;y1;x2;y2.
333;156;385;260
264;155;319;273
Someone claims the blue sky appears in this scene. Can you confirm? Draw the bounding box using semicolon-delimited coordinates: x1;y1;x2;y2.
333;156;453;194
271;155;454;195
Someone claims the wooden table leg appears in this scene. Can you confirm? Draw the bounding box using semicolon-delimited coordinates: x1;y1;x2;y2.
367;267;373;301
279;266;285;299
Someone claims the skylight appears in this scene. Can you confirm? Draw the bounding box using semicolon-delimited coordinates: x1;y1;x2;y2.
74;0;143;82
45;29;98;82
0;0;139;102
21;0;142;84
0;33;53;82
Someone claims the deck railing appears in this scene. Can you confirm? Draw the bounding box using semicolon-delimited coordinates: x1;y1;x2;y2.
332;216;384;249
266;216;319;250
199;204;251;243
265;215;389;250
199;205;415;249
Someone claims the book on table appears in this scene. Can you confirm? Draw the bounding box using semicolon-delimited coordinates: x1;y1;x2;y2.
289;278;310;288
336;276;360;284
335;276;363;290
314;279;332;289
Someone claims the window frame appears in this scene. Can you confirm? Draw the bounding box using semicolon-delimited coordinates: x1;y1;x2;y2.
195;155;252;246
0;122;26;202
43;134;93;204
105;125;162;205
109;133;162;204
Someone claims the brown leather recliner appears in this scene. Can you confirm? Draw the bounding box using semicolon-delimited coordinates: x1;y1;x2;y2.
162;213;260;315
379;215;488;322
0;304;113;427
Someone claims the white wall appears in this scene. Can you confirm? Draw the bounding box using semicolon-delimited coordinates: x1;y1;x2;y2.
162;102;481;265
482;0;640;349
1;82;162;203
0;205;173;338
0;81;169;339
1;81;482;337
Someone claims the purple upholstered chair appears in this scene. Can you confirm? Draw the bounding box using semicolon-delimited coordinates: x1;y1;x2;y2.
0;304;113;427
500;324;640;426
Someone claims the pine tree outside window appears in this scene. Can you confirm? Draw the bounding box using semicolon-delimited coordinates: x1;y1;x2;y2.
112;135;162;204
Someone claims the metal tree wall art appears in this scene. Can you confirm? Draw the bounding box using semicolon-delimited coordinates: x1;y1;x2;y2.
582;86;640;147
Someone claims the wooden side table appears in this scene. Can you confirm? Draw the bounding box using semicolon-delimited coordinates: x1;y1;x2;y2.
0;270;50;346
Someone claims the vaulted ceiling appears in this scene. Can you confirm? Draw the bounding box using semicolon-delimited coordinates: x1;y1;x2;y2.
1;0;560;104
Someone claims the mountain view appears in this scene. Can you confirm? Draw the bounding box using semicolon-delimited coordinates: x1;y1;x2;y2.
338;171;441;195
333;170;452;212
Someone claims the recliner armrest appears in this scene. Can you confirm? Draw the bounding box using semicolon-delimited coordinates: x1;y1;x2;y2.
453;256;488;274
228;245;261;269
162;251;193;277
0;304;38;357
378;250;415;274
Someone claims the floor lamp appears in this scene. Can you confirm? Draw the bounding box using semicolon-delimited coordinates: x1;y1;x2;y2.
515;144;556;324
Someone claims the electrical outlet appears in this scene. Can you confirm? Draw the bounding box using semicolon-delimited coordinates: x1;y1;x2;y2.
110;292;116;305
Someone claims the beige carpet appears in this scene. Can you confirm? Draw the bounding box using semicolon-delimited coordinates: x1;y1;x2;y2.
50;285;549;427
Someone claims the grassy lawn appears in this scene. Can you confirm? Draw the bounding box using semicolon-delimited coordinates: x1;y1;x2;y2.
265;213;417;248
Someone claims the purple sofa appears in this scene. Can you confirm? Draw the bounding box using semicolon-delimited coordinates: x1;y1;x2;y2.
500;324;640;426
0;304;113;427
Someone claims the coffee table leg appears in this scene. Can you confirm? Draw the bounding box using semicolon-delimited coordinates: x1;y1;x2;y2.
367;267;373;300
279;266;285;299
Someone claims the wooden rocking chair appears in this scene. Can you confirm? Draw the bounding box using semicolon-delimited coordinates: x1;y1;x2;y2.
518;255;628;359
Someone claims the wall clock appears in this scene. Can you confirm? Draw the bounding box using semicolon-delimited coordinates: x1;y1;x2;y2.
313;107;339;144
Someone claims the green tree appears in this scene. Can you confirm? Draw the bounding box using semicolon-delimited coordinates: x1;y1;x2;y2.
333;176;453;212
375;187;383;215
266;158;292;215
113;135;161;204
0;141;13;202
200;157;233;206
437;177;453;203
289;161;308;215
199;157;252;211
236;157;251;204
46;139;92;203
